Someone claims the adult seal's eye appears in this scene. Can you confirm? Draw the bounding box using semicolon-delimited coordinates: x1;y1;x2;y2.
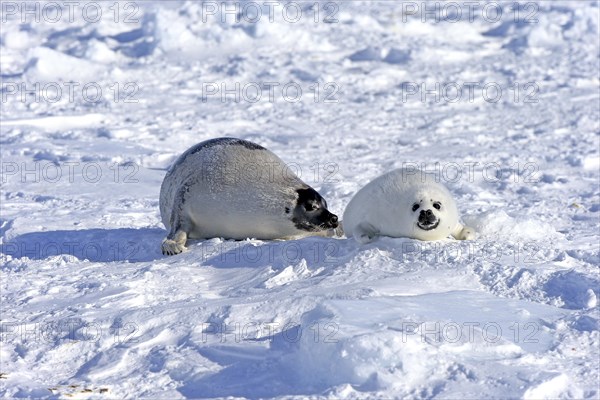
412;203;420;212
433;202;441;210
305;203;315;211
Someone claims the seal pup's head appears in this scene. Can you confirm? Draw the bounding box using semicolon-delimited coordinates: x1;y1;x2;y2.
290;187;339;232
407;186;459;240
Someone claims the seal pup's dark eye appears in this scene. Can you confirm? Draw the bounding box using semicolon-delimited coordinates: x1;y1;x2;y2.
412;203;420;212
433;202;441;210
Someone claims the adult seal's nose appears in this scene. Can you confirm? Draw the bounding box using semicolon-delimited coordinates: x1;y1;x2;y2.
329;214;339;226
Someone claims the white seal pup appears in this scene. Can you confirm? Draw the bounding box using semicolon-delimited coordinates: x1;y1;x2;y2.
342;168;475;244
159;138;339;255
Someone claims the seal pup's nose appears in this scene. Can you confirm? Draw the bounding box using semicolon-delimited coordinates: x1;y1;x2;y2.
419;209;436;224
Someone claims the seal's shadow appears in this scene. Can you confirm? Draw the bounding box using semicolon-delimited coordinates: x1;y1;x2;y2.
1;228;165;263
2;229;354;267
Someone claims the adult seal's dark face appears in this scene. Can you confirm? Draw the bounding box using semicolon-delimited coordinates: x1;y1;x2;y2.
291;188;339;232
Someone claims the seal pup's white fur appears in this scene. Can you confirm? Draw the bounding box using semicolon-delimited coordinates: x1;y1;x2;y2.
343;168;475;244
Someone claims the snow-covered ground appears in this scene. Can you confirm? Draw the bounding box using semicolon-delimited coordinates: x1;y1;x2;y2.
1;1;599;398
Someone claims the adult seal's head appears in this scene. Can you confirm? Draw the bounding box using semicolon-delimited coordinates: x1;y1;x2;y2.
292;187;339;232
159;137;339;255
342;168;475;244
